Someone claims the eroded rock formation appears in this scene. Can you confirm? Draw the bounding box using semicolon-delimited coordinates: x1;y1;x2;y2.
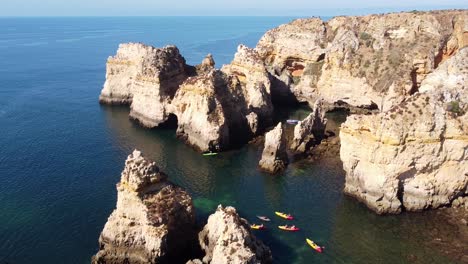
256;10;468;111
99;44;274;152
290;99;327;154
196;205;272;264
172;70;231;152
221;45;274;127
340;48;468;214
99;43;188;127
259;123;289;173
92;150;196;263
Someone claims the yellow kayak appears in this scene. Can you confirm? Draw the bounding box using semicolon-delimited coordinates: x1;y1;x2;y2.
250;224;265;230
275;211;294;220
278;225;300;231
306;238;323;253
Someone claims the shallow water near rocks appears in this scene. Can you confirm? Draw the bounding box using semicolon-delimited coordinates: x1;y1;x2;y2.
0;17;460;264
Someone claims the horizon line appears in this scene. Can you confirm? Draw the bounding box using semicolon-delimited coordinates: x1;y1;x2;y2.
0;6;466;18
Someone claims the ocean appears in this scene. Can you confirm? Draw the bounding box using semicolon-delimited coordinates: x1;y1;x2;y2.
0;17;457;264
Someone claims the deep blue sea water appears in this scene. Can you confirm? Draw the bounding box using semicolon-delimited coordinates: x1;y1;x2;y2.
0;17;458;264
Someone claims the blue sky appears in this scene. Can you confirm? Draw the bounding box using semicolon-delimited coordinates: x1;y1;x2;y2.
1;0;467;16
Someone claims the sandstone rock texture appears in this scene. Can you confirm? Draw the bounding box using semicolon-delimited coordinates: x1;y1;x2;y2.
172;70;231;152
221;45;274;126
259;123;289;173
92;150;196;263
99;44;274;152
290;99;327;153
197;205;272;264
256;10;468;111
99;43;188;127
340;48;468;214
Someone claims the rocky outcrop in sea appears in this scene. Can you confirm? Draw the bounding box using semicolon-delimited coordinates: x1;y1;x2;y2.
92;150;196;263
93;151;272;264
340;48;468;214
99;43;273;152
193;205;272;264
259;123;289;173
290;99;327;154
98;10;468;215
99;43;188;128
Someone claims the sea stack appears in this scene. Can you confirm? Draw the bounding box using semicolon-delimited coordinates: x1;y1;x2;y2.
340;48;468;214
259;123;289;173
290;99;327;154
99;43;276;152
99;43;188;128
195;205;272;264
92;150;196;263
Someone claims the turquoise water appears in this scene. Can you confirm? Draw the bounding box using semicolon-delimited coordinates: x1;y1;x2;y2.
0;17;457;264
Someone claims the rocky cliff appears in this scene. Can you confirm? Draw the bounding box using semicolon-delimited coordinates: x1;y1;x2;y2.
259;123;289;173
93;151;273;263
99;44;273;152
256;10;468;111
221;45;274;129
196;205;272;264
99;43;188;127
290;99;327;154
172;70;232;151
92;150;196;263
340;48;468;214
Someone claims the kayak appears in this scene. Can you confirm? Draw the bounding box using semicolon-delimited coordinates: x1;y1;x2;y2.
306;238;323;253
286;119;299;125
251;224;265;230
203;152;218;156
256;215;271;222
275;211;294;220
278;225;300;232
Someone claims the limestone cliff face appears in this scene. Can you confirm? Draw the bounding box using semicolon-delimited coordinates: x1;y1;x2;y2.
197;205;272;264
99;43;188;127
100;43;274;152
340;48;468;214
291;99;327;154
92;150;195;263
259;123;289;173
256;10;468;110
221;45;273;128
172;71;231;152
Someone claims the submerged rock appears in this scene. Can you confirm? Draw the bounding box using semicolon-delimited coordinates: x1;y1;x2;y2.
256;10;468;111
259;123;289;173
290;99;327;153
92;150;196;263
197;205;272;264
340;48;468;214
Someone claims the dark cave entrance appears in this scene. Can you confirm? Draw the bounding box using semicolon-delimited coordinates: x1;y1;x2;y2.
158;113;179;129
